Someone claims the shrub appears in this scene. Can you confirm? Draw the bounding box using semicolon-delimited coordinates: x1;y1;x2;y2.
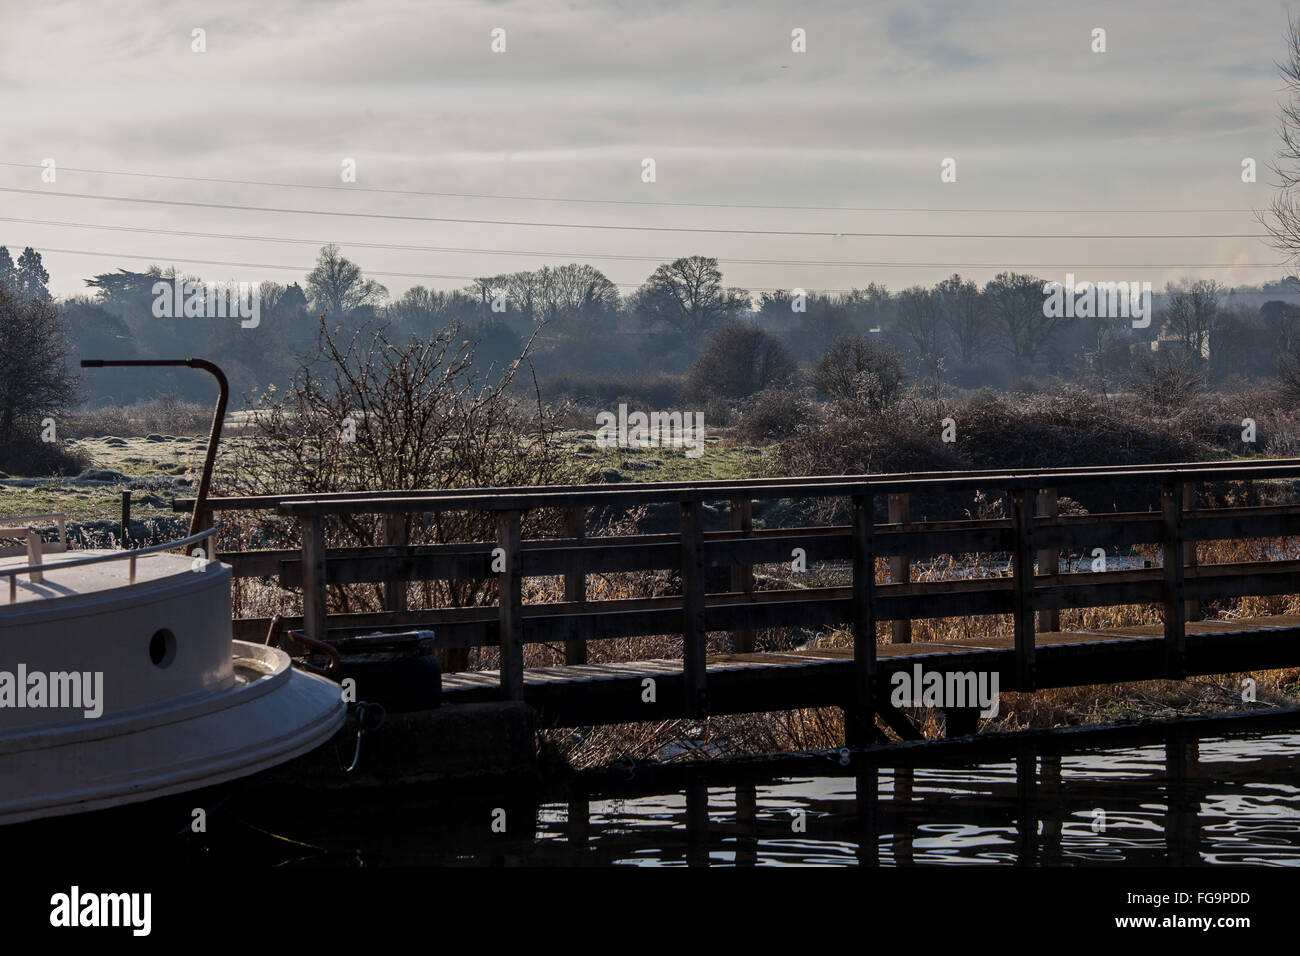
734;388;819;442
684;323;797;402
811;336;904;412
1128;350;1206;413
0;435;89;476
539;371;684;410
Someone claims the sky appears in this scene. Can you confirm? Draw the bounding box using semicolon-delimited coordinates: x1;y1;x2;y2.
0;0;1296;300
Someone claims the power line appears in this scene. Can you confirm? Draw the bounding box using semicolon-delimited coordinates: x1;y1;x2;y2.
0;161;1258;214
0;215;1286;271
0;187;1269;239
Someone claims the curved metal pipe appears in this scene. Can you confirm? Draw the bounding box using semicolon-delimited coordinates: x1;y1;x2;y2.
80;358;229;537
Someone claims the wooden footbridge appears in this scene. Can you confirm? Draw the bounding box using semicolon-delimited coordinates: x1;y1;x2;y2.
177;458;1300;743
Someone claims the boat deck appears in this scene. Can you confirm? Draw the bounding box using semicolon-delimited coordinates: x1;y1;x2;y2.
0;550;203;605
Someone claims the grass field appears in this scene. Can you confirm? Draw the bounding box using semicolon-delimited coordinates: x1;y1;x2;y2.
0;428;774;529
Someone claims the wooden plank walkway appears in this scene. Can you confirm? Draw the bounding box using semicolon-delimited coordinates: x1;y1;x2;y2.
440;616;1300;726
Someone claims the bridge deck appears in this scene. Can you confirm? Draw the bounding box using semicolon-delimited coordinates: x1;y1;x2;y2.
440;615;1300;726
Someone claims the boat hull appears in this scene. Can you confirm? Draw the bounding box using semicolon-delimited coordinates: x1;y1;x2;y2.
0;640;343;825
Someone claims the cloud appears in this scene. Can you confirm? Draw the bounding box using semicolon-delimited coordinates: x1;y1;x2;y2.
0;0;1292;297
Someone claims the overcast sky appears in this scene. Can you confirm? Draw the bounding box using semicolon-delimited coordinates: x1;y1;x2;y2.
0;0;1295;299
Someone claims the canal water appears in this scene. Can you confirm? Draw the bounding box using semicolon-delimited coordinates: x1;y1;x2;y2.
13;721;1298;868
213;723;1300;867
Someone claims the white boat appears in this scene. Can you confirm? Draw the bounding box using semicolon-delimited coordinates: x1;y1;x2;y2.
0;513;345;825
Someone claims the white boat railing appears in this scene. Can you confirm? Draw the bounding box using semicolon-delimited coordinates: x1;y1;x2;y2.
2;527;219;606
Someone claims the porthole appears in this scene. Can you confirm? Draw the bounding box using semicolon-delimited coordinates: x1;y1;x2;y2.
149;628;177;668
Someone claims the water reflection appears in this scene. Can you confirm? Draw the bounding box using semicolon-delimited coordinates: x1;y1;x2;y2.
24;723;1294;867
278;727;1298;867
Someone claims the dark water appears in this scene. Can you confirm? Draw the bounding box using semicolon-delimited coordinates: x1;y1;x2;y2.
207;725;1299;867
14;723;1300;867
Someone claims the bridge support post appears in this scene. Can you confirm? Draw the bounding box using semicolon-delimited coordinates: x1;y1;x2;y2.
496;509;525;701
382;512;408;612
942;706;980;737
1035;488;1060;632
888;493;912;643
847;490;877;746
729;499;755;654
680;500;709;717
1162;482;1187;678
1182;483;1200;623
1010;489;1036;689
564;507;587;665
300;514;328;643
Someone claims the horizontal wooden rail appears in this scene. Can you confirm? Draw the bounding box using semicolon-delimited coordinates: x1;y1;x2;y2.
175;456;1300;514
222;504;1300;587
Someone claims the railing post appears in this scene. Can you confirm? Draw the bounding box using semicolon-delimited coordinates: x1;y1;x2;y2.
680;500;708;717
1009;488;1036;689
120;490;131;549
496;510;525;701
1182;483;1200;623
1035;488;1060;632
1162;481;1187;678
887;493;911;644
382;512;408;612
300;514;328;643
26;529;43;585
848;490;877;745
564;507;588;665
729;498;755;654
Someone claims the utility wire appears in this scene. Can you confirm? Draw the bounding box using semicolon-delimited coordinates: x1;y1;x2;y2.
0;215;1284;270
0;161;1258;214
0;187;1268;239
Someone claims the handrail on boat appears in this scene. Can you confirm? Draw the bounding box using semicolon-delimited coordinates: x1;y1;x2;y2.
1;527;219;606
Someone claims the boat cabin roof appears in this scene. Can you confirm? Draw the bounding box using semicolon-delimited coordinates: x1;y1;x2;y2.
0;550;207;607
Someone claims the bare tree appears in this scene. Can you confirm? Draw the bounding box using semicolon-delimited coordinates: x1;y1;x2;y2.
304;244;388;316
1160;279;1221;359
896;285;946;370
1266;14;1300;261
984;272;1058;360
934;274;988;364
632;256;749;338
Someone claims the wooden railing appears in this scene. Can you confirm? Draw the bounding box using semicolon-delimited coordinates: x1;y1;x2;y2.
175;459;1300;714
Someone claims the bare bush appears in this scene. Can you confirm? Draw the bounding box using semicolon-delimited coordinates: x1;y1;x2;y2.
811;335;905;412
684;322;797;402
218;314;587;670
1128;349;1206;413
733;387;820;443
